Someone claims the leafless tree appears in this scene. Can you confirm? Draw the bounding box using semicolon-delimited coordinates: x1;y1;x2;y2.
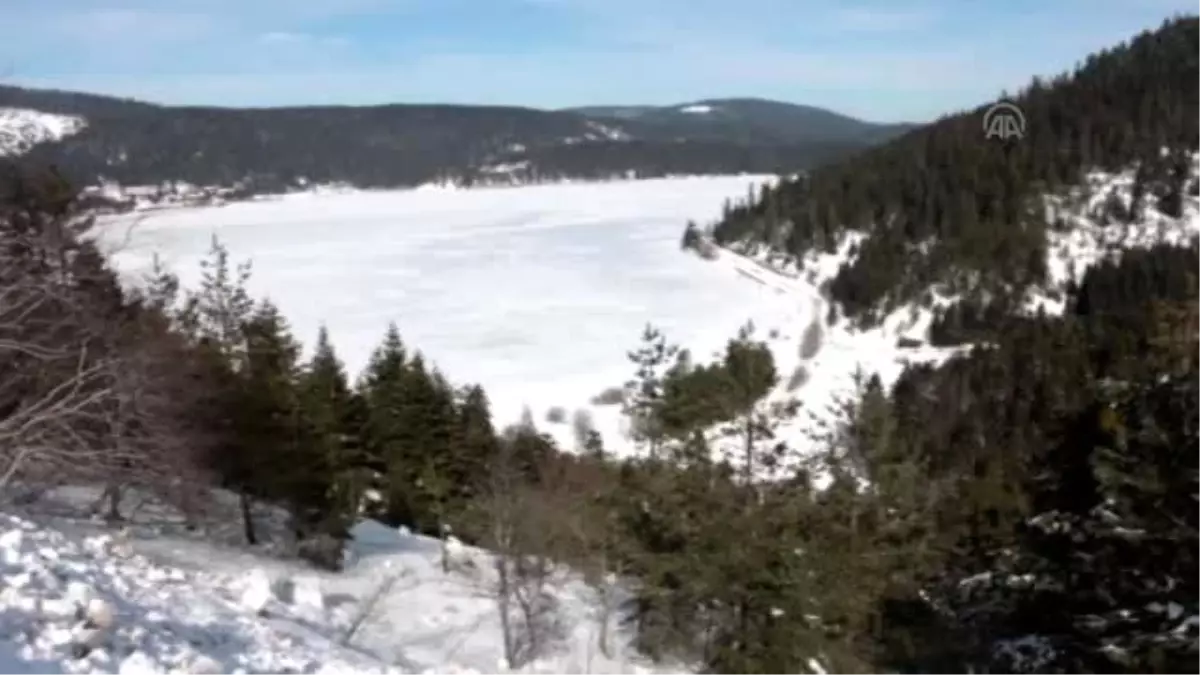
0;169;211;518
545;456;624;661
471;436;566;669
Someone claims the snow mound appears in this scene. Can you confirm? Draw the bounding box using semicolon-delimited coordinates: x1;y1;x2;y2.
0;108;86;157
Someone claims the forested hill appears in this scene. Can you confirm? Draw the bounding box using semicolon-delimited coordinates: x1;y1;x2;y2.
0;85;907;194
668;17;1198;672
707;16;1199;328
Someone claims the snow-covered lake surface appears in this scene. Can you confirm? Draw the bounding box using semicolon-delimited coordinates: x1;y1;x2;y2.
98;176;801;451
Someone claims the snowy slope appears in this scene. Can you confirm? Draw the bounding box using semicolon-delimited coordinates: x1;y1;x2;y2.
698;234;968;475
1;487;669;674
0;109;85;157
703;152;1200;474
1025;153;1200;314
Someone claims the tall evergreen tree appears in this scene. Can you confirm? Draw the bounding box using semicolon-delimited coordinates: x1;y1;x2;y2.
293;325;363;565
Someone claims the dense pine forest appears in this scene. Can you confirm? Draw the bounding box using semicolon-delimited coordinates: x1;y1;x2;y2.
0;86;905;194
709;16;1199;330
1;14;1198;675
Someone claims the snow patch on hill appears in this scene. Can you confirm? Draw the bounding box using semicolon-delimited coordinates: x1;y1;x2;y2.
0;108;86;157
678;105;714;115
583;121;630;142
1024;153;1200;314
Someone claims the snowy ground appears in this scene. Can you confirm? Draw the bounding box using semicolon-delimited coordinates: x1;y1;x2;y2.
0;487;670;674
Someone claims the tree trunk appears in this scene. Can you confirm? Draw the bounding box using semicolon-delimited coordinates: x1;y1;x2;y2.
496;558;517;668
103;484;123;523
240;493;258;545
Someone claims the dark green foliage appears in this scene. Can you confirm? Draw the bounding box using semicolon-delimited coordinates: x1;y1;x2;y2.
707;17;1199;326
227;301;304;510
293;326;364;551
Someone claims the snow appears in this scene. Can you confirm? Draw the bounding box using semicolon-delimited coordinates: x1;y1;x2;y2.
92;156;1198;473
583;120;630;142
703;153;1200;473
90;174;964;471
95;175;802;458
1024;153;1200;315
677;105;714;115
0;108;86;157
0;487;673;674
710;234;968;473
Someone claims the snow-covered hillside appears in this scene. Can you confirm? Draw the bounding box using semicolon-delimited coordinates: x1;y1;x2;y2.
0;109;85;157
1024;153;1200;314
700;234;968;474
706;153;1200;471
0;488;667;674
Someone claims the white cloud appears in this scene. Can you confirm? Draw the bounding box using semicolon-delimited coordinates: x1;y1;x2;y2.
260;31;307;44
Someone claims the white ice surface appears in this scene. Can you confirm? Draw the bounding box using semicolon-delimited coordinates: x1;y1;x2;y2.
96;176;793;454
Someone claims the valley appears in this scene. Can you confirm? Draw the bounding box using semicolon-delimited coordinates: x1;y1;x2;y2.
0;9;1197;675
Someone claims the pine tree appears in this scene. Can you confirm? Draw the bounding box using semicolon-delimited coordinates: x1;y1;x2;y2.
455;384;501;512
177;236;254;362
293;325;363;567
359;324;422;529
715;324;793;485
623;324;679;461
227;300;304;544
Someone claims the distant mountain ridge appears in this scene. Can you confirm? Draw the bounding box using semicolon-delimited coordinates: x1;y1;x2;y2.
0;85;910;195
566;97;916;145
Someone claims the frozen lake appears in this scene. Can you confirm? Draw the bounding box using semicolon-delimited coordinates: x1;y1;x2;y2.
98;176;805;451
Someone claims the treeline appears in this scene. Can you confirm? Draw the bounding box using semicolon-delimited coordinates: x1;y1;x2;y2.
706;16;1199;327
494;139;867;184
1;85;888;196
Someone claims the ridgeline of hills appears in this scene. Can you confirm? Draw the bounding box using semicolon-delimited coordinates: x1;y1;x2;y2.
0;85;913;195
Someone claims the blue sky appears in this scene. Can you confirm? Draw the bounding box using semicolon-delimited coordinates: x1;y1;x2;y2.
2;0;1194;121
